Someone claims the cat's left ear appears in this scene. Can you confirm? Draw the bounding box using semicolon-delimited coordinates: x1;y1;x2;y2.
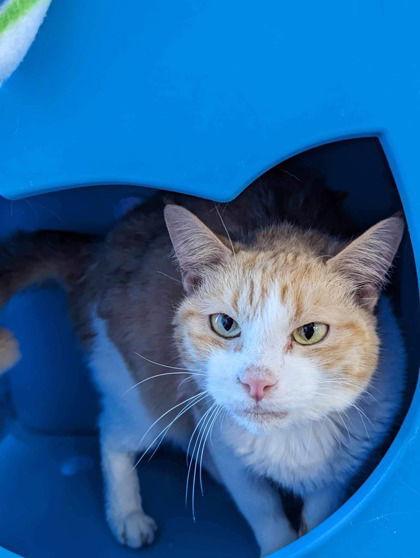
164;204;232;293
328;214;405;310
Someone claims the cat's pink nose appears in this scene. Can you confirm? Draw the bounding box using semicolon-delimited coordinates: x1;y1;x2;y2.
240;377;277;402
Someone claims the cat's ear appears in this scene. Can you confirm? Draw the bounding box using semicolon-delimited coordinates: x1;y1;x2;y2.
328;214;404;310
164;204;232;293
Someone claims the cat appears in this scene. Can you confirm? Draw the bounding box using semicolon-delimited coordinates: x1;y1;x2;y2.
0;170;406;556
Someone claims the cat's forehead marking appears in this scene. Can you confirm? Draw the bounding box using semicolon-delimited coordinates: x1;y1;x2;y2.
234;276;291;340
247;278;255;307
280;283;289;303
234;274;270;319
222;249;331;325
237;253;289;291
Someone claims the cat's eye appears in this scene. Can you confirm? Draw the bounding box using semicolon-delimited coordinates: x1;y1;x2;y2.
292;322;329;345
210;313;241;338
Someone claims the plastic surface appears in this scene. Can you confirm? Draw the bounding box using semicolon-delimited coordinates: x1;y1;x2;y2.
0;1;419;557
0;427;257;558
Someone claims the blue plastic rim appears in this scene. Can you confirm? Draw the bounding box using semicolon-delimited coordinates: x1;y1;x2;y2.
0;1;419;556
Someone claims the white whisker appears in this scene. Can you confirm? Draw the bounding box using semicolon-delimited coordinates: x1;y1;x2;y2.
215;204;236;258
185;404;216;510
352;402;373;426
324;416;341;446
134;351;203;373
147;393;209;463
198;406;221;496
350;402;372;439
361;389;379;404
156;270;182;284
210;408;227;448
335;412;351;441
178;375;199;389
124;370;205;395
191;404;218;520
132;391;207;469
186;405;210;466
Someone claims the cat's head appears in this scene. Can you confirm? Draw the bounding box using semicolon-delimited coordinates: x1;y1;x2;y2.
165;204;404;432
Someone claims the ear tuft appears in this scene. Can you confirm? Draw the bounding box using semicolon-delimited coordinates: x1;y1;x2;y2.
328;214;405;310
164;204;232;293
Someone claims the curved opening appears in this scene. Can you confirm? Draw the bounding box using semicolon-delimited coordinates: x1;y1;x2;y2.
0;138;418;557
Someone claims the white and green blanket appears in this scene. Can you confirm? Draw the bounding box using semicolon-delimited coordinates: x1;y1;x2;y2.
0;0;52;85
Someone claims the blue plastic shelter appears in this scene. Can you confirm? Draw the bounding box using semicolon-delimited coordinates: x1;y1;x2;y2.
0;1;419;557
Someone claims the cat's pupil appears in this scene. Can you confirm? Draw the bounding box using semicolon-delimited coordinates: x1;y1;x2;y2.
303;323;315;340
221;314;234;331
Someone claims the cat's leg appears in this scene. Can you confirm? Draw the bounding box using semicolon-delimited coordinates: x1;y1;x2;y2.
209;435;297;556
90;314;159;548
300;483;345;535
100;430;157;548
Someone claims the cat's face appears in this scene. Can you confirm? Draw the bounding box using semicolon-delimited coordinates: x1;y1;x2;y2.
165;205;403;433
174;252;379;432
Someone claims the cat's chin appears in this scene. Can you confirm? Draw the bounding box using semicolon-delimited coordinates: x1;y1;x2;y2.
232;409;290;432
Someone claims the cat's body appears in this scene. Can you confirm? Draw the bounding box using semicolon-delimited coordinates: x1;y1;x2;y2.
0;171;406;555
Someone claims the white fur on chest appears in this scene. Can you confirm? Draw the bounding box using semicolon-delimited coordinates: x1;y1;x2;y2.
224;418;343;492
89;311;157;452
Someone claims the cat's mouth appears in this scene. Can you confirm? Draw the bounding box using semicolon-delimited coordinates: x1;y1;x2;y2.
237;409;288;421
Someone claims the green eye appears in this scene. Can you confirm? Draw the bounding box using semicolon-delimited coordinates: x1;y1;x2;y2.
292;322;329;345
210;313;241;338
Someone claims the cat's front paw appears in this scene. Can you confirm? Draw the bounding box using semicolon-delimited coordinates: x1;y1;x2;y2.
109;510;157;549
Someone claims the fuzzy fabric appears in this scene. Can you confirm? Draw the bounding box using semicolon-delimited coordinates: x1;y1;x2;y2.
0;0;52;85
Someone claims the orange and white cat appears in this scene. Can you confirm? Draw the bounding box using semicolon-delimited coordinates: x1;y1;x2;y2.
0;174;405;555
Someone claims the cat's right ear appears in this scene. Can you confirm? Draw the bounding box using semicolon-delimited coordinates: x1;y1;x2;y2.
164;204;232;293
328;214;404;310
